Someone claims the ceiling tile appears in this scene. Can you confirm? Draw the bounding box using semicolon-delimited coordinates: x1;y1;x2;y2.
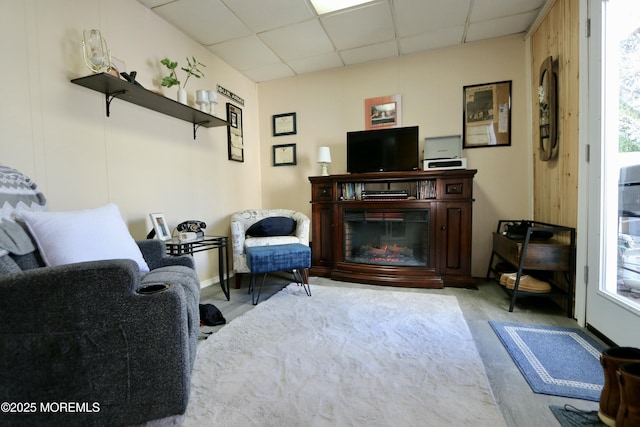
288;52;345;75
321;1;395;50
221;0;316;33
470;0;546;23
152;0;250;45
137;0;548;82
259;19;334;61
242;63;295;82
394;0;471;38
399;26;465;54
207;36;281;71
340;40;398;66
466;10;539;42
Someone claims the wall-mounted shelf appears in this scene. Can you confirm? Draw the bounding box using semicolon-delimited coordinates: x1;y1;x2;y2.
71;73;228;139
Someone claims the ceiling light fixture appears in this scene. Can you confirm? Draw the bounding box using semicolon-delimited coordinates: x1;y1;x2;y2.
310;0;375;15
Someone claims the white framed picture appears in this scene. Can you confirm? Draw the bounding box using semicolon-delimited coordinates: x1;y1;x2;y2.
149;212;172;241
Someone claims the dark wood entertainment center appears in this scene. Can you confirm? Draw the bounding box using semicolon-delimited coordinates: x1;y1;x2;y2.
309;169;477;288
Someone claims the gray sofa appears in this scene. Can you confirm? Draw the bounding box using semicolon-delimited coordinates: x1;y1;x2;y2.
0;165;199;426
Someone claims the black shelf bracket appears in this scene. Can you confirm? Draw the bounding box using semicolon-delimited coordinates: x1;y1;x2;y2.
105;90;127;117
193;121;210;140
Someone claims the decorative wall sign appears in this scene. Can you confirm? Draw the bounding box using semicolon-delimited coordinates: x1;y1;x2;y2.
273;143;297;166
462;81;511;149
365;94;402;130
217;84;244;106
273;112;297;136
226;103;244;162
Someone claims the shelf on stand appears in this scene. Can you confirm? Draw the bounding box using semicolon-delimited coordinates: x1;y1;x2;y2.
486;220;576;317
71;73;228;139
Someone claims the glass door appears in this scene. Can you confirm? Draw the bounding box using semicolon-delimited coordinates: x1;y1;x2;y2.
585;0;640;346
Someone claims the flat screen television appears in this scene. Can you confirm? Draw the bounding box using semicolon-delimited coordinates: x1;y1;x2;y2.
347;126;419;173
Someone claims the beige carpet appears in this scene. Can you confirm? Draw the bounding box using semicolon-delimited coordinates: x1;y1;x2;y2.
152;284;505;426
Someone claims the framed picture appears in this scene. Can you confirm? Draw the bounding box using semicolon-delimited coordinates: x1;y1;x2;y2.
365;94;402;130
273;143;297;166
227;103;244;162
463;80;512;149
149;213;172;241
273;112;297;136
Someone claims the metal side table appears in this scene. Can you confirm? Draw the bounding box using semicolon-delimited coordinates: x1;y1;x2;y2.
165;235;230;301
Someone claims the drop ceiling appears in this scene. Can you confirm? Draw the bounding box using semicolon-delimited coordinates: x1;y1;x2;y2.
137;0;549;83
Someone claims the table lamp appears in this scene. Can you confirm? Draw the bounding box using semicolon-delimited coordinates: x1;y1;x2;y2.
317;146;332;176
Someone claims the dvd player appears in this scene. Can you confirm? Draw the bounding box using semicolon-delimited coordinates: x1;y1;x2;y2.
362;190;409;199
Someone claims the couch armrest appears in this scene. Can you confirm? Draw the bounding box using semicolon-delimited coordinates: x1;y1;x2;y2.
137;239;194;270
291;212;310;246
231;219;246;256
0;259;193;424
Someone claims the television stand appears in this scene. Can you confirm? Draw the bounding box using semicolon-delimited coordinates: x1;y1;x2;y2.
309;169;477;288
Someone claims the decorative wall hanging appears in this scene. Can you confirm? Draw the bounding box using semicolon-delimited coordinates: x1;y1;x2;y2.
227;103;244;162
365;94;402;130
272;143;297;166
463;81;511;149
273;112;297;136
538;56;558;161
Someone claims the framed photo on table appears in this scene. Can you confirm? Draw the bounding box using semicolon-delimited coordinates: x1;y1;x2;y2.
227;103;244;162
273;112;297;136
272;143;297;166
149;213;172;241
462;80;511;149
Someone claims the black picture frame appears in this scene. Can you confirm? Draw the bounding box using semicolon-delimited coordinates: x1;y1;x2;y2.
273;112;297;136
462;80;511;149
227;103;244;162
272;143;297;166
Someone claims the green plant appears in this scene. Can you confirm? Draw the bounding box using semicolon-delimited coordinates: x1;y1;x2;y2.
160;56;206;89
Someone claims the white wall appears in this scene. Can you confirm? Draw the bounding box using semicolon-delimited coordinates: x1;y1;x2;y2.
257;35;533;277
0;0;534;282
0;0;260;284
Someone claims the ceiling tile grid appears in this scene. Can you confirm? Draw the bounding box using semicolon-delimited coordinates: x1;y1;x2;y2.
138;0;550;82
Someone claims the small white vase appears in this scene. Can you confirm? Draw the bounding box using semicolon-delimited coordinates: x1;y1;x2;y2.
177;88;187;105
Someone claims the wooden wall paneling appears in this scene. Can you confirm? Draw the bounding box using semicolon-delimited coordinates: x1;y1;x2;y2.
530;0;580;232
530;0;580;313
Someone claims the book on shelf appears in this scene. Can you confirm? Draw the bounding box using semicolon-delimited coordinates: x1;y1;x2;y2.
341;183;364;200
417;180;436;199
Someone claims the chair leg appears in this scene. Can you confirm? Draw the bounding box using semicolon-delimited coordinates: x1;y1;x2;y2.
235;273;243;289
292;269;311;297
252;273;268;305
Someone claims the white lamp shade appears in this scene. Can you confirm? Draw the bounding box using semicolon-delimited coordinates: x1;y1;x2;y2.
317;146;332;163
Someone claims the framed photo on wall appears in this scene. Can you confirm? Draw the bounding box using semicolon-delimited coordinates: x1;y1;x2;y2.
273;143;297;166
149;213;172;241
227;103;244;162
462;81;512;149
273;112;297;136
365;94;402;130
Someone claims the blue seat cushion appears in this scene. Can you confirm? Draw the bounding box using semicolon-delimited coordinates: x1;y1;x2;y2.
246;243;311;274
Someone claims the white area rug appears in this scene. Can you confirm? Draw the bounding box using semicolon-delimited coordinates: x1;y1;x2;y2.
153;284;505;426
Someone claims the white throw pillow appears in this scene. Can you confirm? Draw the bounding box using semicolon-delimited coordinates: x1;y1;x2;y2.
20;204;149;272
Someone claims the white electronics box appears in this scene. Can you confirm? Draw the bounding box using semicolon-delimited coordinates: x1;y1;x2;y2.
424;158;467;170
423;135;467;171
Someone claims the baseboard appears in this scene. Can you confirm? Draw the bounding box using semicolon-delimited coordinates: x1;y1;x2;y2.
199;272;234;289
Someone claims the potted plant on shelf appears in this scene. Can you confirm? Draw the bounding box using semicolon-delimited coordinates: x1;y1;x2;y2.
160;56;206;104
